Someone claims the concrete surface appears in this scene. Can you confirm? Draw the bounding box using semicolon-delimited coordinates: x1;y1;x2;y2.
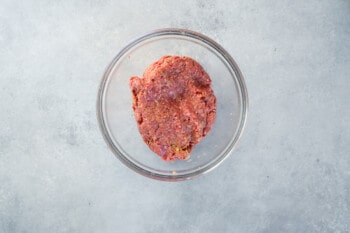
1;0;350;232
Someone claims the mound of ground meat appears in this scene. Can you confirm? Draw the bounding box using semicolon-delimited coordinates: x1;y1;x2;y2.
129;55;216;161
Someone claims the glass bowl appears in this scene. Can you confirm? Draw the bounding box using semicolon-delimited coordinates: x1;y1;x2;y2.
97;28;248;181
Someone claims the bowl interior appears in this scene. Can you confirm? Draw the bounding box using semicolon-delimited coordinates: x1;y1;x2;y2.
99;30;247;180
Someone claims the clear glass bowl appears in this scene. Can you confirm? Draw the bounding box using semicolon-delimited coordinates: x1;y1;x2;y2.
97;28;248;181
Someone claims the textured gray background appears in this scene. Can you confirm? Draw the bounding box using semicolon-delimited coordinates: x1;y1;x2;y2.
1;0;350;232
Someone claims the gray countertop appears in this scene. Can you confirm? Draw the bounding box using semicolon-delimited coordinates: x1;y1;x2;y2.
1;0;349;232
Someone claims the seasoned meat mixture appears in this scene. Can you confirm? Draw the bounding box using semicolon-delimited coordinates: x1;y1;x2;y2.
129;56;216;161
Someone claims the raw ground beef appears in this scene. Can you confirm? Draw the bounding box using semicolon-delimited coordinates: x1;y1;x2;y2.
129;55;216;161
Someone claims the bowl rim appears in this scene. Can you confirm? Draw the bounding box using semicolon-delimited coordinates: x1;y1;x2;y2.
97;28;248;181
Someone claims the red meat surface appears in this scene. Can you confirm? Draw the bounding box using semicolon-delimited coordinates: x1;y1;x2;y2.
129;56;216;161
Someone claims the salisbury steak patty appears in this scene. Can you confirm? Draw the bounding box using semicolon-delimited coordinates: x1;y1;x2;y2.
129;56;216;161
